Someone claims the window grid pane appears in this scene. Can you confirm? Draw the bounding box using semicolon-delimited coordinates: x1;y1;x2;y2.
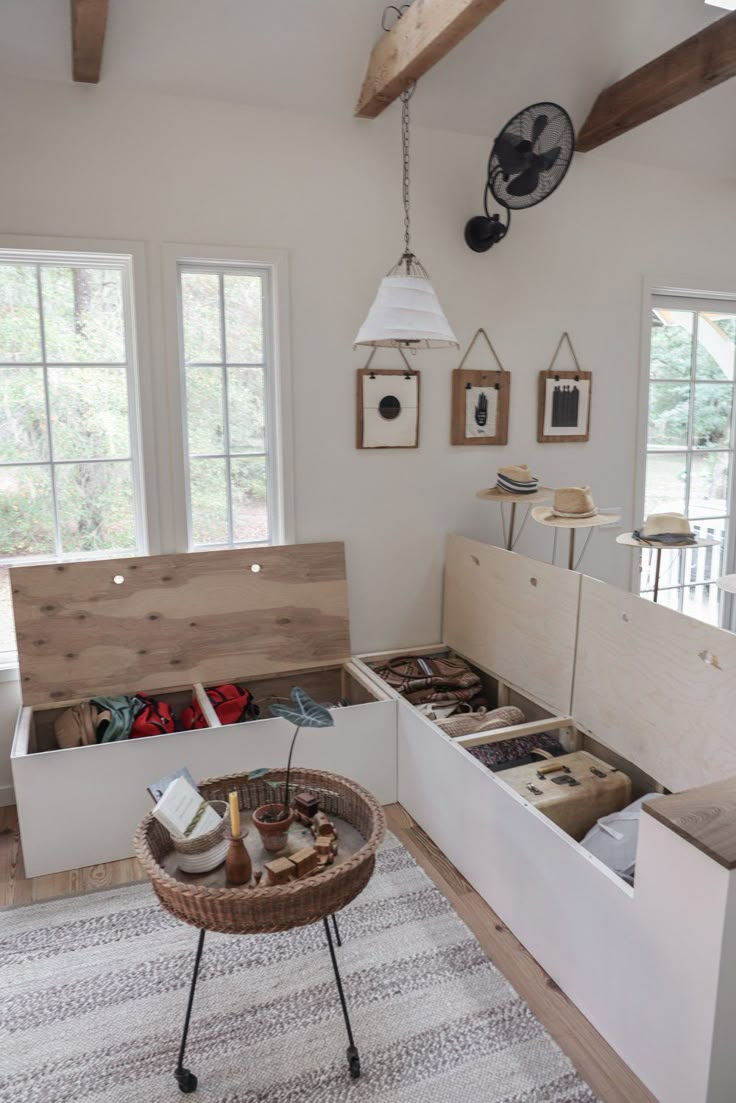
0;256;142;565
644;303;736;625
180;264;271;549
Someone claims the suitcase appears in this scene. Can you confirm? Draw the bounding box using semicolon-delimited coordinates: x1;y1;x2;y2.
499;750;632;840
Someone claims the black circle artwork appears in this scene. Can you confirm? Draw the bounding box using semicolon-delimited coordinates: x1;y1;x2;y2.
378;395;402;420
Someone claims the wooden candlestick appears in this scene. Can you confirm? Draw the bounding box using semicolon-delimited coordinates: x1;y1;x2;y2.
225;829;252;886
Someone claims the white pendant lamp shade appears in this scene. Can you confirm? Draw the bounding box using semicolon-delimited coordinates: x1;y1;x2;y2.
354;272;458;348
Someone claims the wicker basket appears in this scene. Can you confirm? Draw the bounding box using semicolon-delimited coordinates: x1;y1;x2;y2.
436;705;525;739
135;768;385;935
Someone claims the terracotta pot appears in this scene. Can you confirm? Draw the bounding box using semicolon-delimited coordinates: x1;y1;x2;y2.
252;803;294;853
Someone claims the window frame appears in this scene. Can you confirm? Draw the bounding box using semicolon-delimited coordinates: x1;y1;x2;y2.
636;286;736;627
162;244;293;553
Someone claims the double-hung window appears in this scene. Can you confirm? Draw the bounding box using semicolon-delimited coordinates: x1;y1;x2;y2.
0;250;145;657
177;262;277;549
641;295;736;625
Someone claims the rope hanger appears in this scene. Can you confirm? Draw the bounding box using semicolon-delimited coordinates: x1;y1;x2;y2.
546;331;582;382
457;327;507;391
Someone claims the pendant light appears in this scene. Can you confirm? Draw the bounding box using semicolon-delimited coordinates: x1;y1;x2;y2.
354;83;458;349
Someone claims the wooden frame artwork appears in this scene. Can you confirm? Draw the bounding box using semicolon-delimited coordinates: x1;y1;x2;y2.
537;333;591;443
451;328;510;446
356;355;420;449
537;370;592;443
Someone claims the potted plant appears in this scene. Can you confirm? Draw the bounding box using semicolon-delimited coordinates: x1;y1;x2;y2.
248;687;334;852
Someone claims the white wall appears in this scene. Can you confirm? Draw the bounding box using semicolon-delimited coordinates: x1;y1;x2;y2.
2;74;736;800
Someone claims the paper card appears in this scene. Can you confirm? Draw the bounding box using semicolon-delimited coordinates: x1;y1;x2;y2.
464;386;498;438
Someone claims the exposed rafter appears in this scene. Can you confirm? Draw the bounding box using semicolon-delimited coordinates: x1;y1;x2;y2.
576;9;736;152
71;0;109;84
355;0;508;119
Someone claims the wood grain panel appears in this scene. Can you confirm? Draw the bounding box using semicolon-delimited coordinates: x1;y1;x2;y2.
11;543;350;705
355;0;507;118
443;535;580;715
71;0;108;83
643;778;736;870
576;10;736;152
574;575;736;793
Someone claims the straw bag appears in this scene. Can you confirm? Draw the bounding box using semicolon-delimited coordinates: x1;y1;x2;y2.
436;705;525;739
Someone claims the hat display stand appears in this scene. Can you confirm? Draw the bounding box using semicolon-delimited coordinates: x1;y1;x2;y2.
617;532;720;603
532;509;621;571
476;486;553;550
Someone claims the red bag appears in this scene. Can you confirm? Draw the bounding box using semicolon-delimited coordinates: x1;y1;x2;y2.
180;684;260;730
130;696;176;738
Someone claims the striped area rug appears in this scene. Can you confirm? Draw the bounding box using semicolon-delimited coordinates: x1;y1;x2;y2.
2;834;597;1103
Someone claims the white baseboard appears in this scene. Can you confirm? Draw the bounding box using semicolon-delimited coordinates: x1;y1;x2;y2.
0;783;16;808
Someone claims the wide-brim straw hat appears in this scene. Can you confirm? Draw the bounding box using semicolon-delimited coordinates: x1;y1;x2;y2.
630;512;698;546
532;506;618;529
477;486;552;502
617;532;717;549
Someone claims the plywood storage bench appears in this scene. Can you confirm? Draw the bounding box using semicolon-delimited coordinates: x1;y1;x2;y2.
354;535;736;1103
10;542;397;879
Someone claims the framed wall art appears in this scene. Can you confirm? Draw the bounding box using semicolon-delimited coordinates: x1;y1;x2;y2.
356;350;420;449
537;332;591;443
450;328;510;446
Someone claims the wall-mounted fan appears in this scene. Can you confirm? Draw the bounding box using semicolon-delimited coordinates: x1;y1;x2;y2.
465;102;575;253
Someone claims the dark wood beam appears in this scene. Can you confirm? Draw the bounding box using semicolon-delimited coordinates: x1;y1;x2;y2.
71;0;109;84
576;10;736;152
355;0;507;119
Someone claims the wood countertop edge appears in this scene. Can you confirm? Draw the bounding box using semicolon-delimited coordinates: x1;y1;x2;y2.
642;778;736;871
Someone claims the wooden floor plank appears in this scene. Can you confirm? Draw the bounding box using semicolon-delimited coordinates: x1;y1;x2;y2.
1;801;656;1102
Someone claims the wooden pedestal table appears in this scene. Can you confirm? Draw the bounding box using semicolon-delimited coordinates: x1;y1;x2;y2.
476;487;552;550
617;532;720;602
531;507;621;570
135;768;385;1094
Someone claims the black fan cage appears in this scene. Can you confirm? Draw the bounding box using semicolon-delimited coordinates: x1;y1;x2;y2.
488;102;574;212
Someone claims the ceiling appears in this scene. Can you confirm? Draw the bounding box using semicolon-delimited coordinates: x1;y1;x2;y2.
1;0;735;177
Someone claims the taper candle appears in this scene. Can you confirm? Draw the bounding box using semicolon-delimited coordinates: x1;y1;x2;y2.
229;791;240;837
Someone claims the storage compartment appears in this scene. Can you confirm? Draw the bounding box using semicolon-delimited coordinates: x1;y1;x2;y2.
10;543;399;877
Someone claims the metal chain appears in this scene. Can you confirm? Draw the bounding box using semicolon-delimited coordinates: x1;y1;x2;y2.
400;84;415;257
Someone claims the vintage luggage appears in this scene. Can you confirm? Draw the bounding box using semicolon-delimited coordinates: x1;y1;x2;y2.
499;750;632;840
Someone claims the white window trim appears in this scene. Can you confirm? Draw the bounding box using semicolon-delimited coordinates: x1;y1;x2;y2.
0;234;157;673
634;278;736;627
161;244;294;552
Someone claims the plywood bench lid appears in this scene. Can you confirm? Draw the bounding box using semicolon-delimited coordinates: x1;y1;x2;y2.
11;542;351;706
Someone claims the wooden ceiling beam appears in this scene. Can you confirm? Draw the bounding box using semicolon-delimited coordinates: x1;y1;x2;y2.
576;9;736;152
355;0;508;119
71;0;109;84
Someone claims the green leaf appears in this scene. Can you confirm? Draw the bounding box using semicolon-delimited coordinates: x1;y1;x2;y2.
266;779;282;791
269;686;334;729
247;767;271;780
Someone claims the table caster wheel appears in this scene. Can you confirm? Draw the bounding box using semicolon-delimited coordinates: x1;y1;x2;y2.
175;1068;198;1093
347;1046;361;1079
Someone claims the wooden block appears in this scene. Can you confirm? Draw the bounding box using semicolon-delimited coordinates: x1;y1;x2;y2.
290;846;319;878
314;836;333;856
295;791;320;819
265;857;295;885
312;812;335;837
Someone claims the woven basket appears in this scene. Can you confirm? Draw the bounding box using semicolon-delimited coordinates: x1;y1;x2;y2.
437;705;525;739
135;768;385;935
171;800;228;856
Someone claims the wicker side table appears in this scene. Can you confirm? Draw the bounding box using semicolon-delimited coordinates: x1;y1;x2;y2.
135;768;385;1094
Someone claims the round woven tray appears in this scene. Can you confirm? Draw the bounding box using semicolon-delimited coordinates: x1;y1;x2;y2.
134;768;385;935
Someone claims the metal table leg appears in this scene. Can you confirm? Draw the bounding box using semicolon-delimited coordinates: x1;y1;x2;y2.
323;916;360;1079
331;913;342;947
175;928;205;1094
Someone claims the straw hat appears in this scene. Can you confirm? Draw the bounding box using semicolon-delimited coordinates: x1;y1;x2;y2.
476;464;551;503
532;486;617;528
632;512;696;546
